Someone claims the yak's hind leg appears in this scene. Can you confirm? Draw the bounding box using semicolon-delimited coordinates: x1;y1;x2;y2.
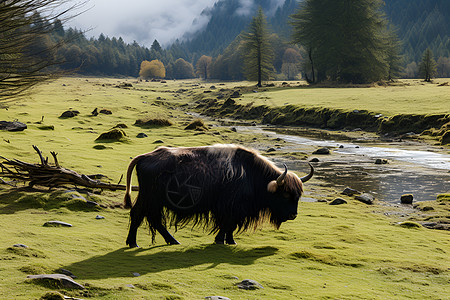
154;223;180;245
215;224;237;245
126;203;145;248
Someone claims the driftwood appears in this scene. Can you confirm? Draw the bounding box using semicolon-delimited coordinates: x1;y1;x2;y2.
0;145;137;191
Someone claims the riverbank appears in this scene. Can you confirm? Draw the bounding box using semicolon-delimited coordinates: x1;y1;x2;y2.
192;79;450;145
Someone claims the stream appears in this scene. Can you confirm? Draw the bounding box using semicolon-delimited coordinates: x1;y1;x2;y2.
237;126;450;203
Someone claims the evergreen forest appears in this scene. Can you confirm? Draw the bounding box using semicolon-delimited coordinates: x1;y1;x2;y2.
33;0;450;80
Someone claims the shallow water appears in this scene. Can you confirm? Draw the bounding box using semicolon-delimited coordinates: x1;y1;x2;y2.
239;126;450;203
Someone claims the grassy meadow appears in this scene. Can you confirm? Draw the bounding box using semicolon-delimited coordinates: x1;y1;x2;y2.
0;77;449;299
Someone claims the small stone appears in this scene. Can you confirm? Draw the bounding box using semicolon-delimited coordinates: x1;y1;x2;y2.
43;221;73;227
125;284;136;289
0;121;27;131
329;198;347;205
422;206;434;211
375;158;388;164
267;147;276;152
153;140;164;144
309;158;320;162
136;132;148;138
58;268;76;278
99;109;112;115
341;187;360;196
132;272;140;277
339;145;344;148
13;244;28;248
312;147;330;155
400;194;414;204
235;279;263;290
27;274;84;289
95;215;105;219
355;193;374;205
205;297;231;300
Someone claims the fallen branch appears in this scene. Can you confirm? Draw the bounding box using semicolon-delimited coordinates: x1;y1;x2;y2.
0;145;137;191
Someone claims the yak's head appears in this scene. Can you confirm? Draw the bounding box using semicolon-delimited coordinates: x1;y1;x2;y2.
266;163;314;226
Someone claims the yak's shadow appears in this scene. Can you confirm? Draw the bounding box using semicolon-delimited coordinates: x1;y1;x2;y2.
63;244;278;280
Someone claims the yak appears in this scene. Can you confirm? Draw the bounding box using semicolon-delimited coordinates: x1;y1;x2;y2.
124;144;313;247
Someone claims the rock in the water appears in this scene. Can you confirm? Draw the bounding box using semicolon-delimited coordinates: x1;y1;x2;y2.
375;158;388;164
341;187;360;196
400;194;413;204
26;274;84;289
205;297;231;300
309;157;320;162
312;147;330;155
136;132;148;138
355;193;374;205
329;198;347;205
0;121;27;131
235;279;263;290
13;244;28;248
43;221;72;227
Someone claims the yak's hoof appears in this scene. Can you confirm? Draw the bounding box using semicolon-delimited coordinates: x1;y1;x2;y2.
128;243;139;248
215;240;225;245
167;240;180;245
226;240;237;245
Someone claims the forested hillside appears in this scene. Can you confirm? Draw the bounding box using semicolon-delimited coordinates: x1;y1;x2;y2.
41;0;448;79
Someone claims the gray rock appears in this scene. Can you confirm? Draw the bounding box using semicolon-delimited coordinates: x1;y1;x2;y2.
400;194;413;204
43;221;73;227
153;140;164;144
125;284;136;289
309;158;320;162
312;147;330;155
329;198;347;205
341;187;360;196
132;272;140;277
0;121;27;131
13;244;28;248
60;110;78;118
355;193;374;205
86;200;99;206
267;147;276;152
205;297;231;300
26;274;84;289
235;279;263;290
422;206;434;211
95;215;105;219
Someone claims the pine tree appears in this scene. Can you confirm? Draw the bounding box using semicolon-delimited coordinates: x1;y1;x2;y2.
241;7;274;87
419;48;437;82
291;0;401;84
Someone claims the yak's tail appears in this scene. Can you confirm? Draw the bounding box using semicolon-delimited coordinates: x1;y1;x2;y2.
124;155;141;209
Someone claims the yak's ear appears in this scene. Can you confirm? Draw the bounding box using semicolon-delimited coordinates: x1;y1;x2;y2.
267;180;278;193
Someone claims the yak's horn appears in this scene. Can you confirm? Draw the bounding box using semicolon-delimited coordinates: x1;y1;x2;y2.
276;164;288;186
300;163;314;183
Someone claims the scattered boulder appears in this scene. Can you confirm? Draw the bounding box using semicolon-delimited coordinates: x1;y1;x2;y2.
329;198;347;205
341;187;360;196
132;272;141;277
309;158;320;163
58;268;76;278
400;194;414;204
26;274;84;289
95;129;126;141
205;297;231;300
312;147;330;155
113;123;128;129
153;140;164;144
235;279;263;290
13;244;28;248
355;193;374;205
134;118;173;128
136;133;148;138
91;108;98;116
59;110;79;118
0;121;27;131
422;206;434;211
99;109;112;115
37;125;54;130
43;221;72;227
95;215;105;219
267;147;276;153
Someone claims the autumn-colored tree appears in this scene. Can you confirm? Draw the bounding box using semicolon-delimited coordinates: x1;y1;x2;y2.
139;60;166;79
196;55;212;79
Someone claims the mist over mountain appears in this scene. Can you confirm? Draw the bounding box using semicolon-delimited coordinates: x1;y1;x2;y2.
172;0;449;64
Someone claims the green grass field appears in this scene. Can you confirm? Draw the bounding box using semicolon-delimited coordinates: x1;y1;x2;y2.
0;77;449;299
239;79;450;116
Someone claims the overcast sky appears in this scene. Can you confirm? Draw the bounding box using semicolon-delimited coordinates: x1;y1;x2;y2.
67;0;285;47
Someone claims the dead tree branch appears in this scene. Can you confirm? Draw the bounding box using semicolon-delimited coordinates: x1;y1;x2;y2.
0;146;137;191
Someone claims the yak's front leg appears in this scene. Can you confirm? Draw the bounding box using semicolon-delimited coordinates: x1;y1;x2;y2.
215;224;237;245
